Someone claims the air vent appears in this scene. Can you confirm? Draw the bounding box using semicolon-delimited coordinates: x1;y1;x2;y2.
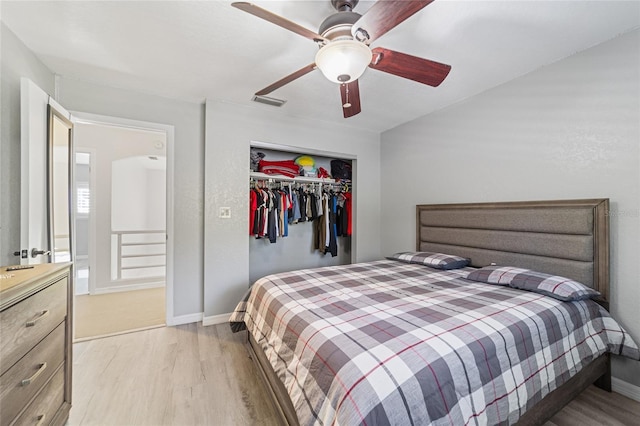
252;95;287;107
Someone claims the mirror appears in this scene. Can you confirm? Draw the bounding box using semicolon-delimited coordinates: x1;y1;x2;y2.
48;105;74;263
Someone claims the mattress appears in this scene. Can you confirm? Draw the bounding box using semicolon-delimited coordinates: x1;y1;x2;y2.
230;259;639;425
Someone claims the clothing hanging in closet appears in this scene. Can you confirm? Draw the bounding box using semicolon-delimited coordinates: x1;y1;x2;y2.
250;185;292;242
249;180;351;257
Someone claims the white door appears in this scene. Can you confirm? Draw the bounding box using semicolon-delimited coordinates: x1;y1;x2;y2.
19;78;73;264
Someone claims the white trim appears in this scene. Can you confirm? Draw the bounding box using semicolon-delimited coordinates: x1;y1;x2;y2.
165;120;175;332
70;111;175;327
92;281;165;295
612;377;640;402
203;313;232;326
168;312;203;326
73;324;165;343
49;97;71;120
71;112;168;135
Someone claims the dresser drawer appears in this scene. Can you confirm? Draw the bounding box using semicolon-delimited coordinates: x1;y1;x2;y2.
0;278;67;375
0;323;65;425
11;365;65;426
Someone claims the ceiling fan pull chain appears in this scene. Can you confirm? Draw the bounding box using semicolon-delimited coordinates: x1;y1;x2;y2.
372;51;383;66
343;84;351;108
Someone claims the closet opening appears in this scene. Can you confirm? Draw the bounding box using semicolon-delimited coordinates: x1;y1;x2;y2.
248;142;356;284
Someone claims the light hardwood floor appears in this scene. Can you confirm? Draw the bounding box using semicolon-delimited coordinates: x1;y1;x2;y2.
69;323;640;426
70;322;280;425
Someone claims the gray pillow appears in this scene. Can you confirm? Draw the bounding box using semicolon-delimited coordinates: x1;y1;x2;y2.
387;251;470;270
466;266;601;301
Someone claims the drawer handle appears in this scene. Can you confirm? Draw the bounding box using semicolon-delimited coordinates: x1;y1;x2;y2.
26;310;49;327
21;362;47;386
35;414;46;426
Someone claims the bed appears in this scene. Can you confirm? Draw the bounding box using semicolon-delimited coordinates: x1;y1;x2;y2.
230;198;639;425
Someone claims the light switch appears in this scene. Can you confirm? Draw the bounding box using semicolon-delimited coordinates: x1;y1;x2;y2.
219;207;231;219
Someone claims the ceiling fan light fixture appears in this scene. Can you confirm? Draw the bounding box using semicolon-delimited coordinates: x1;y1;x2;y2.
315;40;372;84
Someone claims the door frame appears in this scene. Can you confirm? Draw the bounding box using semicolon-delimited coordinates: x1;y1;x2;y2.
70;111;175;326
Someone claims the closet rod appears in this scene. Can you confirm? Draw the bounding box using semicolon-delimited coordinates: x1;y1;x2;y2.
249;171;338;184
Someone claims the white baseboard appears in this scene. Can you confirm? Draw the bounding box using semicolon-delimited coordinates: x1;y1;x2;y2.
92;281;164;295
612;377;640;402
167;312;203;326
165;312;231;327
203;313;232;326
73;324;165;343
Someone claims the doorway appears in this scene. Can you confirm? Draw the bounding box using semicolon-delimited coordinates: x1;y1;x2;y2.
71;113;174;340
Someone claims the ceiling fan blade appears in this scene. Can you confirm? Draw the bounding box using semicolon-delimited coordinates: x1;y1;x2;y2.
255;63;317;96
369;47;451;87
232;2;328;43
351;0;434;44
340;80;361;118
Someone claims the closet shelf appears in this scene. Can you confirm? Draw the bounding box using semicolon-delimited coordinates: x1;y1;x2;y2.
250;171;336;184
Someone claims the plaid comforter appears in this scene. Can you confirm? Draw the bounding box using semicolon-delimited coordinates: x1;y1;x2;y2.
229;260;639;426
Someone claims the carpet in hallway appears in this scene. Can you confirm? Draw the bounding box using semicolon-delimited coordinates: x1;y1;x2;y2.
74;286;165;340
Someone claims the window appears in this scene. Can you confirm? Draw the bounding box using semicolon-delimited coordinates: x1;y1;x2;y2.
77;184;90;215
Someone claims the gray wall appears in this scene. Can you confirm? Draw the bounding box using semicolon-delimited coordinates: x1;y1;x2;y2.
380;30;640;385
0;23;54;265
57;77;205;318
204;100;380;318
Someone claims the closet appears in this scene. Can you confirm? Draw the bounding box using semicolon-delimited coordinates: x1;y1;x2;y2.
248;146;354;284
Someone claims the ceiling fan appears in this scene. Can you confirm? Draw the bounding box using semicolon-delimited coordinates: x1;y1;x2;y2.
232;0;451;118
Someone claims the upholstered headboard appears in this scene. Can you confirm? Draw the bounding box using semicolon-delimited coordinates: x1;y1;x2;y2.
416;199;609;304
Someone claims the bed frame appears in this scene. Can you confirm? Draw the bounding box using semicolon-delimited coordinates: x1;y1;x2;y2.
247;198;611;425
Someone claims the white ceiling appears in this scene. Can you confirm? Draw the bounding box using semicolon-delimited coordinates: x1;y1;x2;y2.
2;1;639;133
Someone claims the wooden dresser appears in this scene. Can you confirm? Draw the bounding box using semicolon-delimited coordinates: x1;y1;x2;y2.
0;263;72;426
